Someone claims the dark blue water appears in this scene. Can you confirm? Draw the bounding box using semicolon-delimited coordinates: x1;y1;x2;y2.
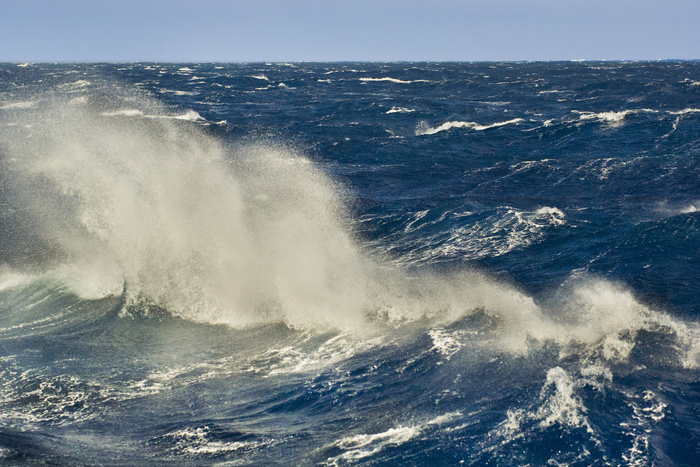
1;62;699;465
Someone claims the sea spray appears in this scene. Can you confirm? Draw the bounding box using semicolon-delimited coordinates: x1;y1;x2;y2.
0;88;697;363
1;93;371;328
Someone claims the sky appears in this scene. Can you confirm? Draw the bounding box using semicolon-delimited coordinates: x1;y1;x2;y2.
1;0;698;62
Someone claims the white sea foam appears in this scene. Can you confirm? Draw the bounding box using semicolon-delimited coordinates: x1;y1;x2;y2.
386;106;415;114
322;412;460;465
0;363;111;427
428;329;464;360
324;426;419;464
249;332;383;375
163;426;271;456
494;366;596;454
251;73;269;81
415;118;524;135
668;108;700;116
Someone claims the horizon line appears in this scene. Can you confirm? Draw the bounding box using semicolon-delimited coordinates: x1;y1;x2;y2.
3;59;700;65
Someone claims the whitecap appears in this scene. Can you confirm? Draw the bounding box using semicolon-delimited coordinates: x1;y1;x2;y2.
668;108;700;116
573;109;657;126
415;118;524;135
378;204;566;265
171;110;205;121
681;78;700;86
386;106;415;114
159;89;199;96
360;77;429;84
428;329;464;360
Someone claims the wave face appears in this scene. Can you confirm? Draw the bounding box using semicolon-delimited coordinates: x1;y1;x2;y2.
1;62;699;465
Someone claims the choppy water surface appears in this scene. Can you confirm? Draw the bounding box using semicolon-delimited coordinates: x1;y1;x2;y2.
1;62;699;465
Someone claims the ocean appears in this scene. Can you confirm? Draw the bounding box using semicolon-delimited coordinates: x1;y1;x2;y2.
0;62;699;465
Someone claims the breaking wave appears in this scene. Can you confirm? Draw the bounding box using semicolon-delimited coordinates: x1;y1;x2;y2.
1;89;697;369
416;118;525;135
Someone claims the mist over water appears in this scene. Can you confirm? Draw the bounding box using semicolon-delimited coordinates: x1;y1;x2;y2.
1;63;699;465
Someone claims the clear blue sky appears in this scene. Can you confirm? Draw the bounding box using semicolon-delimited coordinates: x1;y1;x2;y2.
1;0;698;62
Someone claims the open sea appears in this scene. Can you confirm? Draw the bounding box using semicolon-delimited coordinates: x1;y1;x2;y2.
0;62;699;466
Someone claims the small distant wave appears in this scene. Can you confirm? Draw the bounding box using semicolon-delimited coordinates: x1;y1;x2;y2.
386;106;415;114
360;77;429;84
415;118;524;135
171;110;205;121
375;206;567;267
668;108;700;116
251;73;269;81
538;90;568;95
481;101;511;106
159;89;199;96
681;78;700;86
573;109;657;126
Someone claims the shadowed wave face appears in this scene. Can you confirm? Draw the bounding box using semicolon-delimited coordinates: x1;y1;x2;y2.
0;63;699;465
